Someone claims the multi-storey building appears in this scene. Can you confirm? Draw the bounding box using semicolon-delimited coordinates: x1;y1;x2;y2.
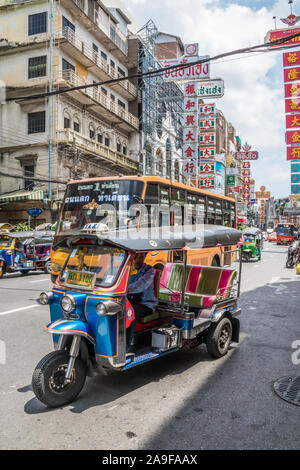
0;0;140;225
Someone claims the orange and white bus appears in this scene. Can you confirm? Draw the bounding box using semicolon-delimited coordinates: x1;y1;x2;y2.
51;176;237;279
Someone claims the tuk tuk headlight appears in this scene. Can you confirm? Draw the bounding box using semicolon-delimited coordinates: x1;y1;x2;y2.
96;301;122;316
61;294;76;313
39;292;53;305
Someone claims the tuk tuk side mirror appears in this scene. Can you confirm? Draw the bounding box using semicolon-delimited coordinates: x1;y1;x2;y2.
96;300;122;316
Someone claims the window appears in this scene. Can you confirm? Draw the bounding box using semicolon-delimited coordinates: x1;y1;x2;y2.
118;66;125;77
117;141;121;153
97;133;103;144
64;116;71;129
28;111;45;134
122;145;127;155
62;16;75;34
24;165;35;190
28;56;47;79
89;126;95;140
110;93;115;102
62;58;75;72
28;12;47;36
110;60;115;69
101;87;107;96
73;118;80;133
93;43;99;52
118;99;126;109
104;136;110;147
101;51;107;61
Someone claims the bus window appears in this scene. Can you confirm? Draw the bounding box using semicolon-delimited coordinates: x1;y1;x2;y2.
186;192;197;225
171;187;185;226
159;185;170;227
143;183;159;227
215;201;223;225
196;196;206;224
230;203;236;228
207;198;216;224
223;201;230;226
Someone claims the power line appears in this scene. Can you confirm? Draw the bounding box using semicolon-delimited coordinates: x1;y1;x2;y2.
5;31;300;103
0;171;67;185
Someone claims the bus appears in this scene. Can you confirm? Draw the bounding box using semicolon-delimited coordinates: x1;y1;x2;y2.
50;176;238;280
275;223;297;245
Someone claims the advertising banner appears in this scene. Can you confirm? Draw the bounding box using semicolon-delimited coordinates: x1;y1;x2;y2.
163;58;210;81
266;27;300;49
197;79;224;98
287;146;300;160
286;113;300;128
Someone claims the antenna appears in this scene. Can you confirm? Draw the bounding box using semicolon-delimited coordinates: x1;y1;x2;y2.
273;16;277;29
289;0;294;15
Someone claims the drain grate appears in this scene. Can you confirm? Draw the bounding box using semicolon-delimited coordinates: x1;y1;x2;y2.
273;376;300;406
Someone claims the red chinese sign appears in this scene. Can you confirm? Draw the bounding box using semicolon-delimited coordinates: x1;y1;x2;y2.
284;67;300;82
199;176;215;188
286;129;300;145
242;162;251;169
182;160;196;176
199;103;215;115
199;132;215;145
184;113;198;127
287;146;300;160
286;113;300;128
266;27;300;49
285;97;300;112
199;147;215;158
283;51;300;67
200;162;215;174
285;82;300;98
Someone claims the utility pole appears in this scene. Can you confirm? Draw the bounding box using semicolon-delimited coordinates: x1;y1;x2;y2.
48;0;54;202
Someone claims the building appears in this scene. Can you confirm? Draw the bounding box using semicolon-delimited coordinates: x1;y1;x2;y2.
0;0;140;225
128;19;184;182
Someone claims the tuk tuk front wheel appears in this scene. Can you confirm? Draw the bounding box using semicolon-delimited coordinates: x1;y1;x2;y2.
0;263;5;279
44;260;52;275
32;350;87;407
206;317;233;358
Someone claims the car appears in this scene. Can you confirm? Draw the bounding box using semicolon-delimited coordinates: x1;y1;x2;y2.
267;232;277;242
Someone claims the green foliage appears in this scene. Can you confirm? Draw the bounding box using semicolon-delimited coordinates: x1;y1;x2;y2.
12;223;31;232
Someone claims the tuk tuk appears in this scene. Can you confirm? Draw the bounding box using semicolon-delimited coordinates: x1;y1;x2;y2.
0;231;54;278
32;224;242;407
242;228;262;262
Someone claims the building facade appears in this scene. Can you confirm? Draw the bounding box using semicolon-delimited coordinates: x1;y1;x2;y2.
0;0;140;225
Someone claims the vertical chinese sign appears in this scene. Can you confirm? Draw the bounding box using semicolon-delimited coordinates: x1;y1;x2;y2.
283;50;300;196
198;102;216;189
182;82;198;179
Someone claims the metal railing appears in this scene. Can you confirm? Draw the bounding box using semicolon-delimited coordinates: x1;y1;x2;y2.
60;27;136;98
56;69;139;130
56;128;139;171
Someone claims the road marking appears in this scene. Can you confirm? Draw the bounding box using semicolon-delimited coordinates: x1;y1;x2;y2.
29;278;50;284
0;304;39;316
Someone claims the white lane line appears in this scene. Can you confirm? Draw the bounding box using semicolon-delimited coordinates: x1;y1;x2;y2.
0;304;39;316
29;278;50;283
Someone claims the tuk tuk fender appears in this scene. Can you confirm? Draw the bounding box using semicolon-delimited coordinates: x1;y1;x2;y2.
45;319;96;346
211;308;241;343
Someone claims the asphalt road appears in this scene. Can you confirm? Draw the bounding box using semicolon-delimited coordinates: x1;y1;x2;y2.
0;242;299;450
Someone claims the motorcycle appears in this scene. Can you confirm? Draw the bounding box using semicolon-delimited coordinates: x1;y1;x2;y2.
286;239;300;269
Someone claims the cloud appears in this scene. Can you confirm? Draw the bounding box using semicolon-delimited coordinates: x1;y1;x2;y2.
125;0;295;197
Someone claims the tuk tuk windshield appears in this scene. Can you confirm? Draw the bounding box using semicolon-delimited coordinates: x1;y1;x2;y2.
0;236;13;248
60;245;127;288
244;235;255;243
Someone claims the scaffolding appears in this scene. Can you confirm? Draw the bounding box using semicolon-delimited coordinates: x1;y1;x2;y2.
136;20;184;178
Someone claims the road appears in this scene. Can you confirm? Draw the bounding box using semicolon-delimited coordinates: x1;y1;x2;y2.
0;242;299;450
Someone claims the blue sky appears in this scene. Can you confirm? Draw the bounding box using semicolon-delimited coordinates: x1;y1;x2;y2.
122;0;300;198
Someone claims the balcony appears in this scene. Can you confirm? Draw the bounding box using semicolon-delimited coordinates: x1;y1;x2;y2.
59;27;137;101
59;0;131;66
56;128;139;174
55;69;139;132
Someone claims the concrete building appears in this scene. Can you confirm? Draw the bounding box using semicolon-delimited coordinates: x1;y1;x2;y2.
0;0;140;225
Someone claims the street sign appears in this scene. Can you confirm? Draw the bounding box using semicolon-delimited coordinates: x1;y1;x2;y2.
27;208;43;217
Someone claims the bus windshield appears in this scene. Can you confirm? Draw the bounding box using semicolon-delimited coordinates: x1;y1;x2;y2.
277;225;294;237
58;179;144;235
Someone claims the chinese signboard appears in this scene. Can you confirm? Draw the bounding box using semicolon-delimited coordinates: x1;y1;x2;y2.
199;103;215;115
266;27;300;49
182;160;196;177
255;186;270;199
199;176;215;188
163;57;210;81
283;50;300;67
200;162;215;173
226;175;236;186
197;79;224;98
235;151;259;160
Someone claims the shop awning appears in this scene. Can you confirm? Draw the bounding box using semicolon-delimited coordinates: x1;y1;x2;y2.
0;190;44;203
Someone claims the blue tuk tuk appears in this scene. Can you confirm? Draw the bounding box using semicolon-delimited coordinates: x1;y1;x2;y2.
32;225;242;407
0;231;54;278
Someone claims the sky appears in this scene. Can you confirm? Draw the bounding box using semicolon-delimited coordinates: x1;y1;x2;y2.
121;0;300;199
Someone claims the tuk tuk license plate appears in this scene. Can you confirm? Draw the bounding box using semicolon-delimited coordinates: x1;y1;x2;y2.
65;270;96;290
24;261;33;268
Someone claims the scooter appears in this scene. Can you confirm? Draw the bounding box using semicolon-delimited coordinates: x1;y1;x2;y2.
286;240;300;268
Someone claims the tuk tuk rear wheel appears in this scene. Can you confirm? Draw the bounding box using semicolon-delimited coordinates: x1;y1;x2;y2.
206;317;233;358
32;350;87;407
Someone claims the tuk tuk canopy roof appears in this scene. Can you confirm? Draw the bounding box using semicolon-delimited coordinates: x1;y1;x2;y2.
242;227;261;236
63;225;242;252
8;231;55;241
